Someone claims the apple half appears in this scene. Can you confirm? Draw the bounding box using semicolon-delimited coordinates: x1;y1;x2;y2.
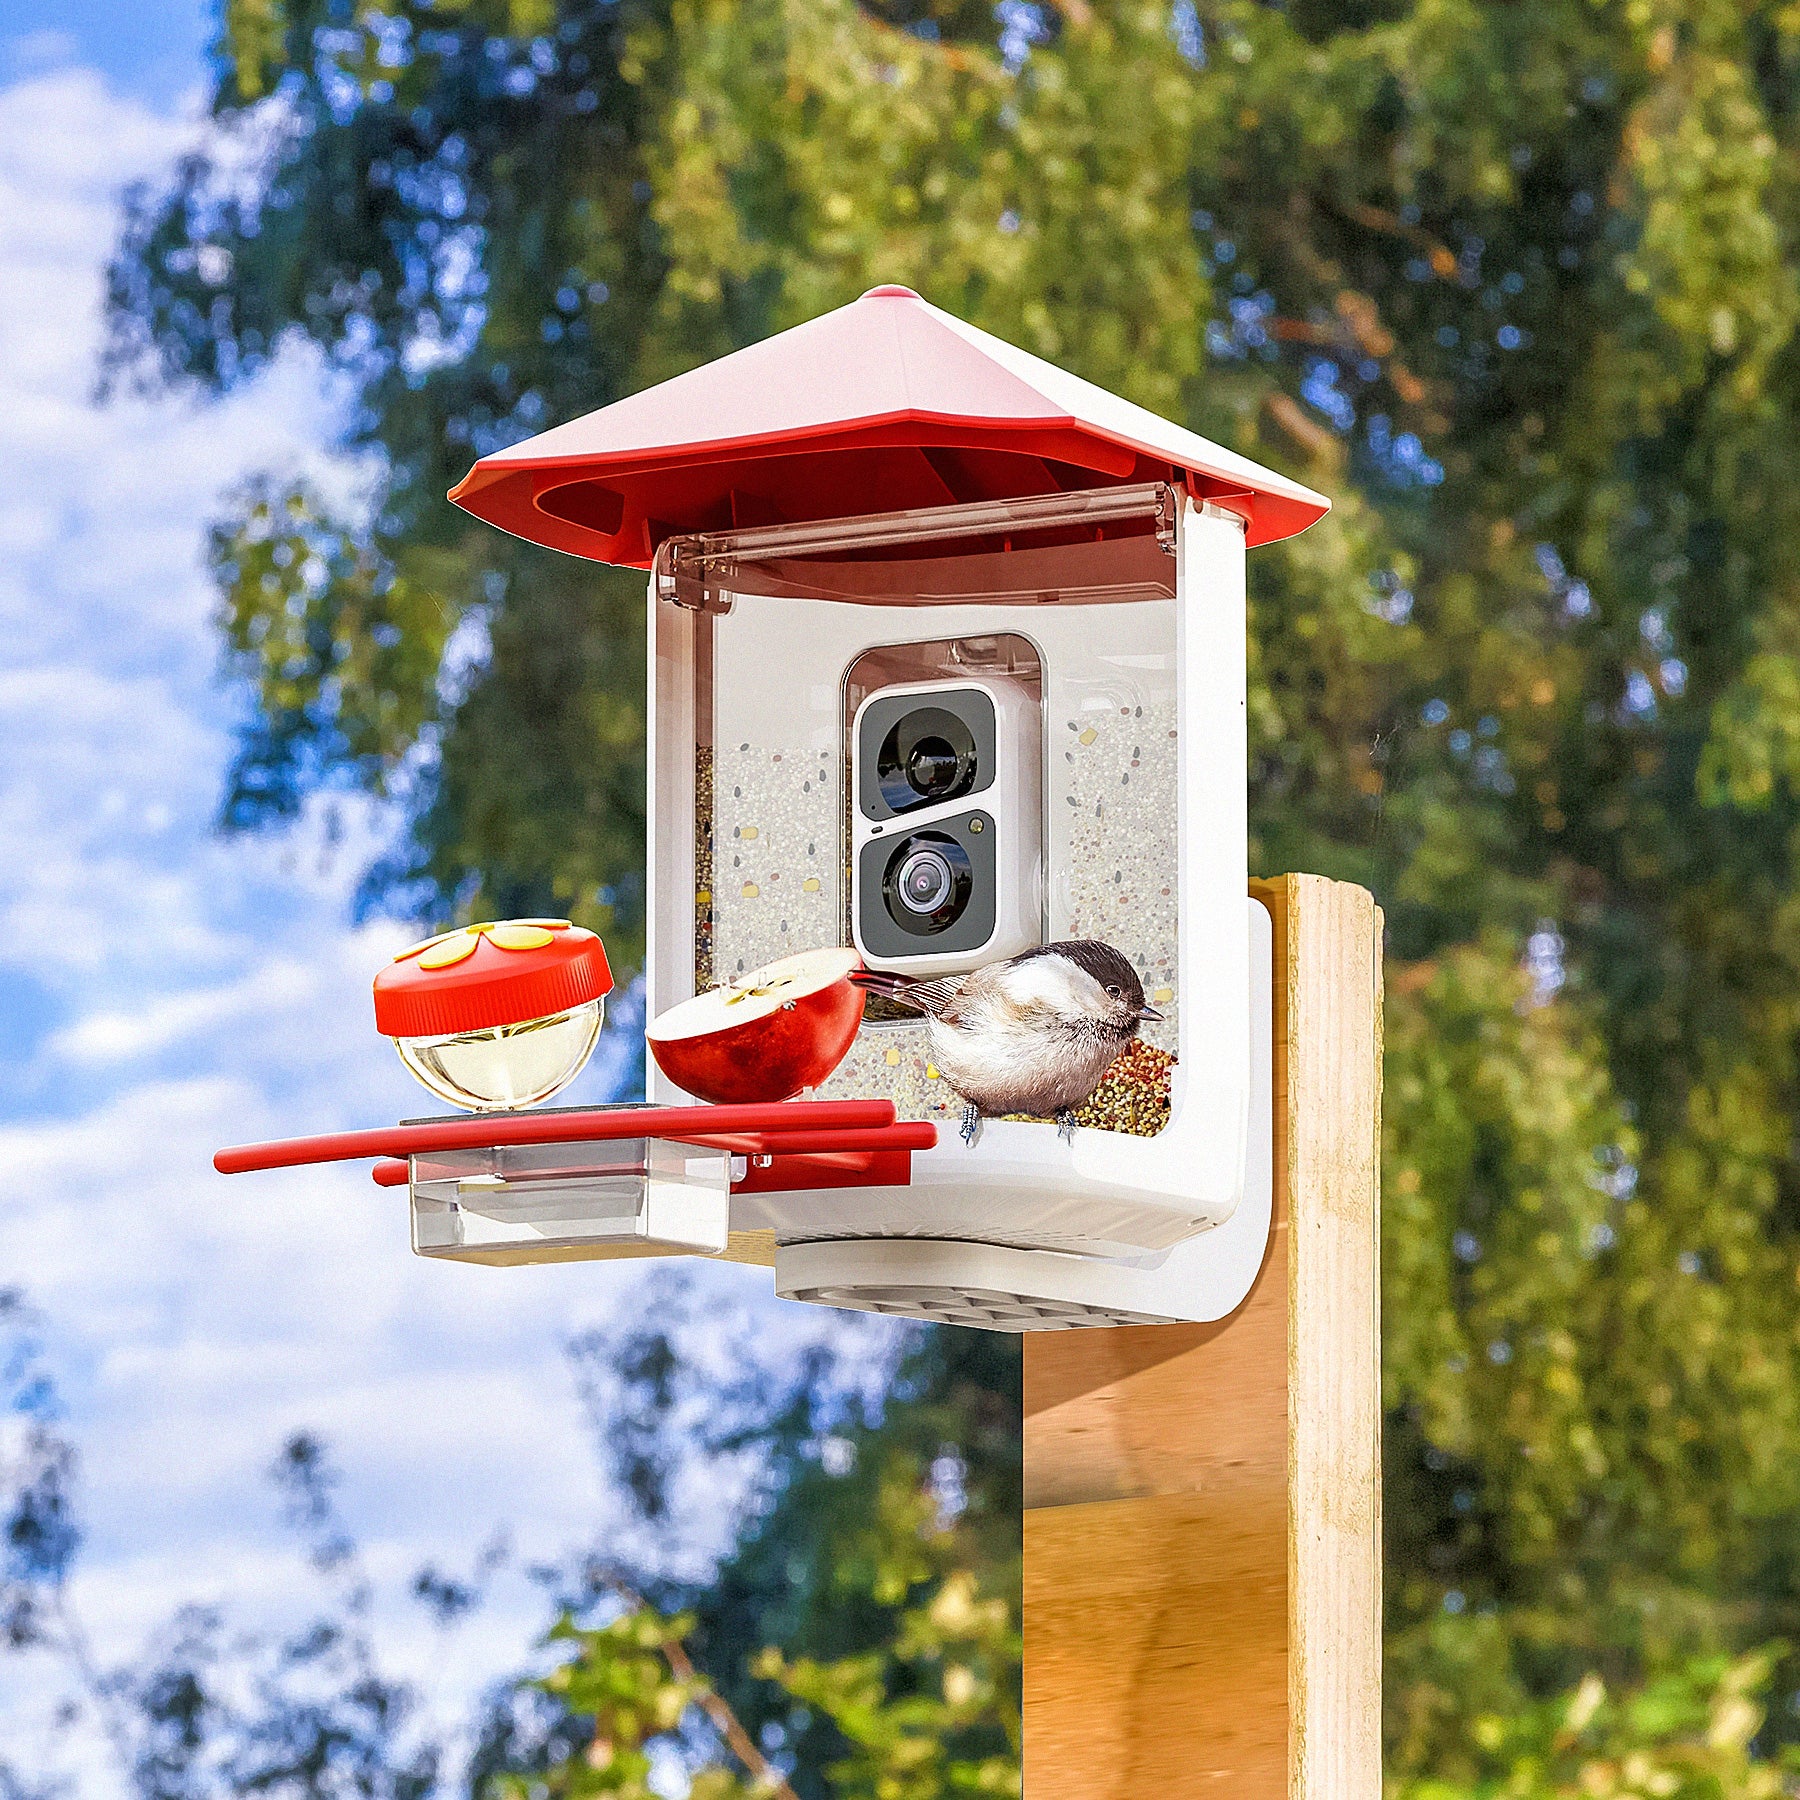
648;947;866;1105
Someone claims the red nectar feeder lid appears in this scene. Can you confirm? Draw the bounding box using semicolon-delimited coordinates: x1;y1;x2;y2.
374;920;613;1039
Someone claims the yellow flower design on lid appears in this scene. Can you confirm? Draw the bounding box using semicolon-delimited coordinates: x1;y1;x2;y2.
396;919;572;970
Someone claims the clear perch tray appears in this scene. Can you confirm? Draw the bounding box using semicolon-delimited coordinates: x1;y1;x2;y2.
409;1135;734;1264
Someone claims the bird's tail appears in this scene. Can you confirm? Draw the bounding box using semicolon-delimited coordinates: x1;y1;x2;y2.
851;967;927;1009
850;967;956;1016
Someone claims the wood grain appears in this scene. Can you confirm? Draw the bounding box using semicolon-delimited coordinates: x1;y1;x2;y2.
1287;878;1383;1800
1021;874;1382;1798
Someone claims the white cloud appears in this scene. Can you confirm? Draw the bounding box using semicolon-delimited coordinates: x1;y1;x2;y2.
49;958;320;1062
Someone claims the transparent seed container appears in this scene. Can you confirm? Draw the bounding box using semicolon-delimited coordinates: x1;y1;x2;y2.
645;483;1254;1264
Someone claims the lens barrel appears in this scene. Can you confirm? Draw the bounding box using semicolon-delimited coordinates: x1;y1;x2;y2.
905;736;962;801
897;846;954;913
882;832;973;935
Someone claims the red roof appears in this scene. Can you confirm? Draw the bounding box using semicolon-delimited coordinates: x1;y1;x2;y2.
449;286;1329;564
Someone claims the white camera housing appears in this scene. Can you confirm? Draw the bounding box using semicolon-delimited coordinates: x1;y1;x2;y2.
850;674;1042;976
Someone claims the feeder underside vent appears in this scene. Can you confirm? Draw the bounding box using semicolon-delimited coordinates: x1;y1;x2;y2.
772;1235;1186;1334
786;1280;1168;1332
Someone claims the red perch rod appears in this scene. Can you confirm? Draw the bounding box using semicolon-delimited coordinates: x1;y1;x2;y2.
361;1130;928;1188
214;1099;905;1177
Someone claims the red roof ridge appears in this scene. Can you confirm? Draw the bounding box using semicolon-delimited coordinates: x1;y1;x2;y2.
450;285;1328;562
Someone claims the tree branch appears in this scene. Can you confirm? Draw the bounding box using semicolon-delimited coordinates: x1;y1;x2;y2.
607;1580;801;1800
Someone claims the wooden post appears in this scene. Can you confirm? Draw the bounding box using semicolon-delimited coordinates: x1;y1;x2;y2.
1021;874;1382;1797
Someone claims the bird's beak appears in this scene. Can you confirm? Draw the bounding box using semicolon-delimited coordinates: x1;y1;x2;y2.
1137;1004;1165;1023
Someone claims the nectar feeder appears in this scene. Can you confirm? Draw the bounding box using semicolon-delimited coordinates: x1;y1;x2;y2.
376;919;614;1112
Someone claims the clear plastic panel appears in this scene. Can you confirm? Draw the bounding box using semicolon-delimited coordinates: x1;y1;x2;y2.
686;492;1180;1135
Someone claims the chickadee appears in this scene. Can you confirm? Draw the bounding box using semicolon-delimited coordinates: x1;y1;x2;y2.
853;939;1163;1144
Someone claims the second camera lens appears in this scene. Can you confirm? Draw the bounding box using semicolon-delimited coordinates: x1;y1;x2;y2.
897;846;954;913
906;736;962;800
882;832;972;936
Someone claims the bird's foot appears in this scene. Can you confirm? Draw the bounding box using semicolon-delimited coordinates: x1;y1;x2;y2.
1055;1109;1079;1144
959;1103;983;1147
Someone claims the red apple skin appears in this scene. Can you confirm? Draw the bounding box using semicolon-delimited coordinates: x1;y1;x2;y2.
649;975;866;1104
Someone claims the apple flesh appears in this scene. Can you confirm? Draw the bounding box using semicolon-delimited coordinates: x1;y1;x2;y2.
648;947;865;1105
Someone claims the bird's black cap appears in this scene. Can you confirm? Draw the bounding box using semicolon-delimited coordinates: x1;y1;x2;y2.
1015;939;1148;1010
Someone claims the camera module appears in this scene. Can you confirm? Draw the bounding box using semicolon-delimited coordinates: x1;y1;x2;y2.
850;670;1042;973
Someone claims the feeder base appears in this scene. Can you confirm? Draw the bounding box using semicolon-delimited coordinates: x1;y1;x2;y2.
409;1136;731;1264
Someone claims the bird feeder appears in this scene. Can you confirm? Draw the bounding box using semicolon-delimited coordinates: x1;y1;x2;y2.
217;285;1328;1330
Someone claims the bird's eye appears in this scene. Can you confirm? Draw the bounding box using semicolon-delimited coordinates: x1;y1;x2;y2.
1106;985;1122;999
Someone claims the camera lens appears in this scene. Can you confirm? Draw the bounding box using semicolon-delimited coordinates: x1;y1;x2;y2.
897;846;954;914
882;832;972;936
906;736;962;801
877;708;977;813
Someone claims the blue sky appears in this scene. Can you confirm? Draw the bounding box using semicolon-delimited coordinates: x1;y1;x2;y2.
2;0;210;100
0;13;891;1787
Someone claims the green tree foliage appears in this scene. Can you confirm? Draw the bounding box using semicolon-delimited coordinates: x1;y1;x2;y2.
525;1606;1792;1800
506;1560;1018;1800
107;0;1800;1786
694;1331;1019;1797
0;1279;1018;1800
1392;1648;1800;1800
753;1566;1019;1800
554;1283;1020;1798
504;1607;772;1800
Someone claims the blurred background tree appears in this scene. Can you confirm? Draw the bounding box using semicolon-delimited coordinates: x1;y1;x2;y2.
102;0;1800;1786
0;1279;1020;1800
